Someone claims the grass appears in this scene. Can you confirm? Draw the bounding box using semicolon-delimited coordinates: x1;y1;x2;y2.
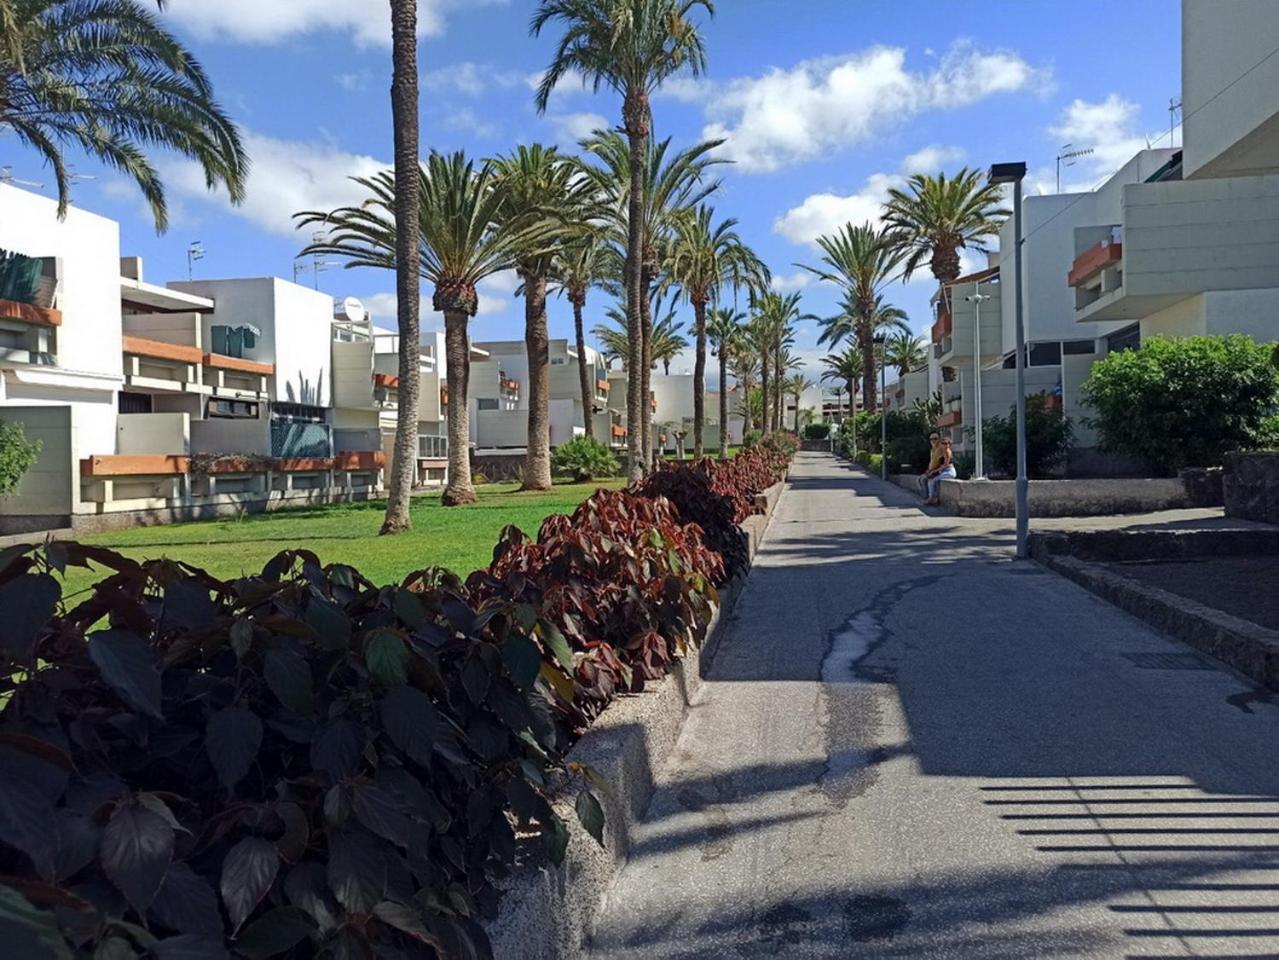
57;479;626;601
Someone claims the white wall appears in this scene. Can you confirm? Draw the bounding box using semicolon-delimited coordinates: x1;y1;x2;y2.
0;405;74;520
1183;0;1279;180
117;412;190;455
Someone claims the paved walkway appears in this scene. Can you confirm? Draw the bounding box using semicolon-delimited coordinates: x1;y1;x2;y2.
589;452;1279;960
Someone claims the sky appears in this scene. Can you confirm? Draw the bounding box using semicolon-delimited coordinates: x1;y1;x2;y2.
5;0;1184;378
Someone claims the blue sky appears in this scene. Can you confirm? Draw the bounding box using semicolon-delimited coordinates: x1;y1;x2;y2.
9;0;1182;374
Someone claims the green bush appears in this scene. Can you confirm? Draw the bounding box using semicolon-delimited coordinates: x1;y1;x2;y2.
742;428;764;449
846;409;933;472
0;419;41;496
802;423;831;440
1082;335;1279;472
552;435;620;480
977;393;1074;478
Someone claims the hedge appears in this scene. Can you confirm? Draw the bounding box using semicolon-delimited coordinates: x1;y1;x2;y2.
0;449;791;960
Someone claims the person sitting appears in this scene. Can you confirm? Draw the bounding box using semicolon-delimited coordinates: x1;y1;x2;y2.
924;438;956;505
918;432;942;497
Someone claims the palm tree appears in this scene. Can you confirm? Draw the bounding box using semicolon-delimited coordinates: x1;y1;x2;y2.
533;0;715;480
665;206;768;457
786;373;813;432
557;232;613;439
727;334;759;439
883;332;928;378
1;0;247;230
707;307;744;458
821;347;862;422
649;295;688;375
377;0;422;534
816;293;909;350
491;144;585;491
592;308;631;367
750;292;808;432
298;153;546;507
801;222;905;412
882;168;1008;284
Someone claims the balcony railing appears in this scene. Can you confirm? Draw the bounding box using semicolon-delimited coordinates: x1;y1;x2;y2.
597;379;610;393
933;336;952;359
611;423;626;438
930;308;953;343
498;372;520;397
937;409;962;428
1068;238;1124;288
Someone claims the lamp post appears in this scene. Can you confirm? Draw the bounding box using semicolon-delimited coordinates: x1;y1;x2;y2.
964;291;992;479
874;333;887;480
989;161;1030;558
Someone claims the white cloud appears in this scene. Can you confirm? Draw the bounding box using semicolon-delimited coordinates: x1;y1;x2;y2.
334;71;371;92
549;111;611;146
424;62;525;97
361;273;514;329
774;144;968;248
524;68;591;108
163;131;388;237
167;0;507;47
1039;93;1165;193
442;108;498;139
770;271;814;293
702;41;1049;173
481;270;521;295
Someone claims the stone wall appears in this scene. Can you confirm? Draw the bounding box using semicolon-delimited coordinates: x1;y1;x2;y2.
1224;451;1279;524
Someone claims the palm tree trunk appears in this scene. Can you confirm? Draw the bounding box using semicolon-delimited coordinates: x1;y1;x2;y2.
521;274;552;491
757;362;767;440
380;0;420;535
718;351;729;459
623;117;646;482
441;309;476;506
639;270;654;468
572;295;593;440
773;347;783;431
859;321;877;412
692;299;707;458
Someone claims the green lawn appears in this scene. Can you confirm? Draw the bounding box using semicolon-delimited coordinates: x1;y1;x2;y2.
57;480;625;602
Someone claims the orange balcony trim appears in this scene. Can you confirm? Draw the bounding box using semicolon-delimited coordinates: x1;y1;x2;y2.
499;377;520;392
122;335;203;365
937;410;962;428
611;424;626;438
1067;241;1123;288
0;297;61;327
333;450;386;471
81;454;188;477
930;309;953;344
204;353;274;376
373;372;400;389
597;379;610;392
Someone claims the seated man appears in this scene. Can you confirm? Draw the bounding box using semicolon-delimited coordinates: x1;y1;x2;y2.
918;432;942;497
925;438;957;505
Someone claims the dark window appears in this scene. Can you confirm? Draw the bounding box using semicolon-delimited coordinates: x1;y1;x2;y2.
1063;339;1096;356
273;402;326;423
1107;324;1141;354
1028;342;1062;366
118;392;153;414
477;398;499;411
207;398;259;419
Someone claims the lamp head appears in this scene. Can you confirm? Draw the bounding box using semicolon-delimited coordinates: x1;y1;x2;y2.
988;161;1027;185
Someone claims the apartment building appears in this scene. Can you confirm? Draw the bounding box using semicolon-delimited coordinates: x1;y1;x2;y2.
0;184;395;534
470;339;616;450
607;369;735;453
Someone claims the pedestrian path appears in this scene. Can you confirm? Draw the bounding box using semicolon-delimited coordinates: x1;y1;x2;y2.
588;452;1279;959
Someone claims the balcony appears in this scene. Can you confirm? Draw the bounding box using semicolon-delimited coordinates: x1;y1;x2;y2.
937;409;962;429
1067;238;1123;289
930;308;952;343
203;352;272;399
123;335;209;395
373;372;399;408
498;371;520;399
611;423;626;439
0;252;61;327
932;336;952;360
597;378;610;394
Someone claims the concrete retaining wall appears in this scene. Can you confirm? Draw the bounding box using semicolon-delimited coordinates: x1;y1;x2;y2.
1224;451;1279;524
483;476;787;959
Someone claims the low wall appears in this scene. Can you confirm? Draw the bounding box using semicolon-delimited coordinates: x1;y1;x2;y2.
483;474;787;959
937;477;1190;517
1224;451;1279;524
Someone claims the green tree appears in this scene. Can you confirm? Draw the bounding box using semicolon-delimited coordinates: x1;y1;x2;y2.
557;231;613;439
707;307;744;458
821;346;862;421
801;223;904;411
534;0;715;479
298;153;550;506
649;294;688;375
1082;335;1279;472
666;206;768;456
492;144;588;491
979;393;1074;478
884;332;928;378
592;307;632;367
882;167;1007;284
552;435;620;480
1;0;247;230
0;420;41;496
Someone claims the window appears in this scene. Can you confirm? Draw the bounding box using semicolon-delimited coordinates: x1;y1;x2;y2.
477;398;499;411
273;402;326;423
550;357;567;365
1063;339;1096;356
210;324;262;359
207;398;259;419
1028;342;1062;367
1106;324;1141;355
118;392;153;414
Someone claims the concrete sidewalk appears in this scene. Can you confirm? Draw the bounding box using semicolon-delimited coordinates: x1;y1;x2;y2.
588;452;1279;960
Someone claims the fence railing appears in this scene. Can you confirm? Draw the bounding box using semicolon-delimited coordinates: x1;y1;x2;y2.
270;421;334;458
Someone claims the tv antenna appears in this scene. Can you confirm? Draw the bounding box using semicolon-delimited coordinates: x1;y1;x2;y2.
1055;144;1094;193
0;166;44;188
187;241;206;281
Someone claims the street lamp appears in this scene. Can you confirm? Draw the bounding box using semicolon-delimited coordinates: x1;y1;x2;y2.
989;161;1030;558
964;291;992;479
874;332;888;480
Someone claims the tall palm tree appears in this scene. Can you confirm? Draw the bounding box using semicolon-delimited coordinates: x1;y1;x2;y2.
665;205;768;457
649;299;688;375
816;293;909;350
298;153;547;507
882;167;1008;285
801;222;905;412
821;347;862;422
491;144;585;491
786;373;814;432
883;332;928;378
727;334;758;439
557;232;613;439
1;0;247;230
575;132;721;472
592;307;631;367
376;0;422;534
749;292;807;432
533;0;714;480
707;307;744;458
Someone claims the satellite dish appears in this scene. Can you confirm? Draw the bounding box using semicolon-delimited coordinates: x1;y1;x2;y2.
334;296;366;323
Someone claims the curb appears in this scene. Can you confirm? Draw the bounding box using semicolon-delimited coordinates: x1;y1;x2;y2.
482;473;789;959
1032;538;1279;691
